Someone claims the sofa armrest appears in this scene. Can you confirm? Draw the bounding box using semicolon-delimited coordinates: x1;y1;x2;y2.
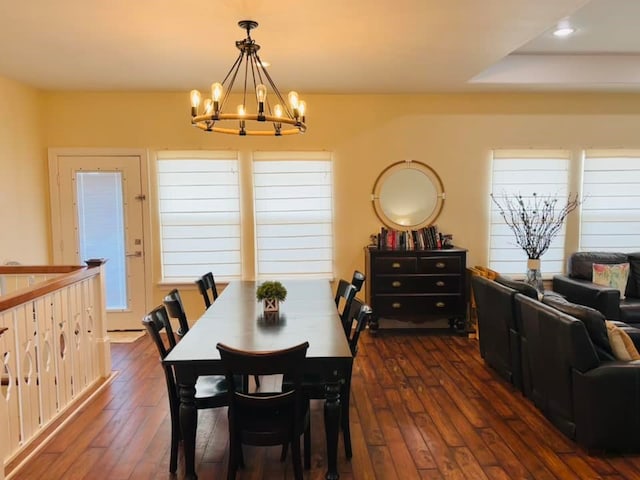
573;362;640;451
552;275;621;320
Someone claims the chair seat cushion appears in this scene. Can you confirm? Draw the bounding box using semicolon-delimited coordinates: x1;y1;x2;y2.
195;375;229;399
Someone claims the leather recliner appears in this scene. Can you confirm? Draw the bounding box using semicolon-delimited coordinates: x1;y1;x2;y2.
515;293;640;452
471;274;537;392
553;251;640;327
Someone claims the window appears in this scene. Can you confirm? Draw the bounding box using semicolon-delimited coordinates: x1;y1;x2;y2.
581;150;640;252
489;150;571;277
253;152;334;279
157;152;241;282
156;150;335;283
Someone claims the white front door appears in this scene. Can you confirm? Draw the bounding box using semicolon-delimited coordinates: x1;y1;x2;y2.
49;151;148;330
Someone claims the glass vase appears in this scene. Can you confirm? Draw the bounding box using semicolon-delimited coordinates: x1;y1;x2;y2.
526;258;544;292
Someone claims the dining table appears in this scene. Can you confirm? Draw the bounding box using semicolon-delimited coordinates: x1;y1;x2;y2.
163;279;353;480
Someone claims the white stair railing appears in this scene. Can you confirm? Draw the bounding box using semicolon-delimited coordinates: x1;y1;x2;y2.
0;263;110;479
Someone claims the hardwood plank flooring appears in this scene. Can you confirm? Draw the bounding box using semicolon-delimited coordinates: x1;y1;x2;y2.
8;331;640;480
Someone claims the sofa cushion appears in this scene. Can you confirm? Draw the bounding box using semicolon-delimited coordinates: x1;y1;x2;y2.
568;252;629;281
542;294;614;361
605;321;640;361
592;263;630;299
494;275;539;299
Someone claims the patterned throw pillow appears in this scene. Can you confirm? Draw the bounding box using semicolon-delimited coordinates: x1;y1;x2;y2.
605;321;640;361
592;263;630;299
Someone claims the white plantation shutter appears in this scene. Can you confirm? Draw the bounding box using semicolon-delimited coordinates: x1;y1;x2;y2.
489;150;571;278
581;150;640;252
253;152;334;279
157;151;241;282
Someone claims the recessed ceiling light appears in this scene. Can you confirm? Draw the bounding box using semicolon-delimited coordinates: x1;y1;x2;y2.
553;26;575;37
553;20;575;37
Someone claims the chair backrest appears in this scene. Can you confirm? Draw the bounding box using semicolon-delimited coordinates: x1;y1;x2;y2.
351;270;366;293
334;279;357;327
345;298;372;356
216;342;309;444
163;288;189;335
195;271;219;309
142;305;178;404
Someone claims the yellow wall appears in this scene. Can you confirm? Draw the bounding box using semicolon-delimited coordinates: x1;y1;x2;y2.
0;76;48;263
35;90;640;314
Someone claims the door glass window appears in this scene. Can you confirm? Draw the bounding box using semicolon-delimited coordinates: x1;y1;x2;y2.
76;172;127;310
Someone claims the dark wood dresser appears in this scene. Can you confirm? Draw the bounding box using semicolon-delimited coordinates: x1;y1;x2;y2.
364;246;467;332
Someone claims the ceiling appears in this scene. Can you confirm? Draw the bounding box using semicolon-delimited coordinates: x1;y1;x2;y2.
0;0;638;94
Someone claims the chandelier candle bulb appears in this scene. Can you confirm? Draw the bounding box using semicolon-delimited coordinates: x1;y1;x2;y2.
288;91;299;109
298;100;307;121
211;82;223;101
189;20;307;136
204;99;213;115
190;90;201;115
256;84;267;102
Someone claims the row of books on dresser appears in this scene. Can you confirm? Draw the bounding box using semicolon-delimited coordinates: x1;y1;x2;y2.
374;225;453;250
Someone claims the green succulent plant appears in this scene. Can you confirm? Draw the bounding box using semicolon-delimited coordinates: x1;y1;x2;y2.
255;281;287;302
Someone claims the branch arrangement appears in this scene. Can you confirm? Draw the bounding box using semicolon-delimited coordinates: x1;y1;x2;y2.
491;192;581;259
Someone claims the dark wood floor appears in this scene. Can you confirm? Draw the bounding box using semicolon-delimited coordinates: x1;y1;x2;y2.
9;330;640;479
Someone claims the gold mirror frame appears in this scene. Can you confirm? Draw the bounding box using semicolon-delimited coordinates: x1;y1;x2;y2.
371;160;445;230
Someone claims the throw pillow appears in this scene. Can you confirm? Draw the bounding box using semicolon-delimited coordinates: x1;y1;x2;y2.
605;321;640;361
592;263;630;299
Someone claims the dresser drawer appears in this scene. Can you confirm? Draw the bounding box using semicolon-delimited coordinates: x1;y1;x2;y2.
375;294;462;316
418;256;461;274
374;256;417;274
375;275;461;293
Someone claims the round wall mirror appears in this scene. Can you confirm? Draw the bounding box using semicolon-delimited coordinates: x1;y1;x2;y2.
371;160;445;230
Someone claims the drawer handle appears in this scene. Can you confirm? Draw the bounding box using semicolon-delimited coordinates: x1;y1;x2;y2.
436;301;446;308
392;302;402;309
436;281;445;287
435;262;446;269
392;262;401;269
392;281;402;288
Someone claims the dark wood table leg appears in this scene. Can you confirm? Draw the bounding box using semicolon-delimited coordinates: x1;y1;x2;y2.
324;382;341;480
341;374;353;459
179;381;198;480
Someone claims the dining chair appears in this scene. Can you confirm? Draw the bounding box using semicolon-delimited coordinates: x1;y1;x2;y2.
164;288;261;388
282;299;372;460
142;305;229;473
351;270;366;293
334;279;357;333
216;342;311;480
195;271;218;309
163;288;189;338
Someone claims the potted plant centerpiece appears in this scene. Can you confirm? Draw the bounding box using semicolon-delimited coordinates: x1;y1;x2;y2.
256;280;287;313
491;191;580;291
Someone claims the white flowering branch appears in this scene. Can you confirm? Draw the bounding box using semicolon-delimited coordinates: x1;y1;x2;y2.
491;192;581;259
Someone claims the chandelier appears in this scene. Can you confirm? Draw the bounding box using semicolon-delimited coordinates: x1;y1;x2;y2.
189;20;307;136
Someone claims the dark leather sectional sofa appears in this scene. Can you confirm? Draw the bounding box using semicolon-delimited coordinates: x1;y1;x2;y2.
472;274;640;452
